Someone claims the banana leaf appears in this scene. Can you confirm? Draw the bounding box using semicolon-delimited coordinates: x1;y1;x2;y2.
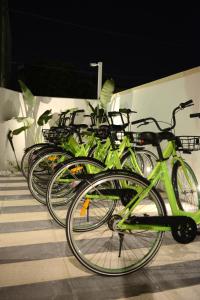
12;126;30;135
18;80;35;108
37;109;52;126
15;116;34;127
87;102;107;124
94;107;107;123
87;101;96;113
100;79;115;109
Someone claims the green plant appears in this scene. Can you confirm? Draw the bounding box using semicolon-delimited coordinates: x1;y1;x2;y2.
87;79;115;125
7;80;54;169
99;78;115;110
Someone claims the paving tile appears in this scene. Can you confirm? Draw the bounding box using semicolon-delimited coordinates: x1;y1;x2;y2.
1;175;200;300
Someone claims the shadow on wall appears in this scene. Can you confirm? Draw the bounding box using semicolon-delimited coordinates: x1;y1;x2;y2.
0;88;21;171
24;96;53;148
0;88;53;171
0;88;21;122
37;96;52;104
184;70;200;114
0;86;99;171
184;69;200;180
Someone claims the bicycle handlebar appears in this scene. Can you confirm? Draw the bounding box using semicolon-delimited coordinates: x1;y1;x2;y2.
131;99;194;132
70;109;85;125
71;109;84;115
108;112;121;117
190;113;200;118
119;108;137;114
179;99;193;109
108;109;137;126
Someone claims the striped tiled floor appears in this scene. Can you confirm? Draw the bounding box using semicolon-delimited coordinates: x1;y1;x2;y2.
1;176;200;299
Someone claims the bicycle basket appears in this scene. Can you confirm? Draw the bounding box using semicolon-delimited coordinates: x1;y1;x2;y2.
42;127;71;143
42;129;50;142
177;136;200;152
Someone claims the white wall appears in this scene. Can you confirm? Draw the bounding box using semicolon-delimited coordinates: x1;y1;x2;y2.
0;87;97;171
110;66;200;179
1;66;200;174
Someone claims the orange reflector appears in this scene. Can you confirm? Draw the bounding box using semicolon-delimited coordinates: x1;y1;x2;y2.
71;166;83;174
48;155;57;161
80;198;90;216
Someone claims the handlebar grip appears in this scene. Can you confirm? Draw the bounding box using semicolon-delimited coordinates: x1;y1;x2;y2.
190;113;200;118
119;108;137;114
131;118;148;125
179;99;193;109
71;109;84;114
108;111;120;117
60;112;69;116
137;121;150;128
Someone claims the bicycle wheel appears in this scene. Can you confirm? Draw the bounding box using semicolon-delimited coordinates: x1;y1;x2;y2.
28;150;72;204
47;157;106;227
66;170;166;276
28;145;67;171
121;148;157;177
21;143;50;179
172;160;200;212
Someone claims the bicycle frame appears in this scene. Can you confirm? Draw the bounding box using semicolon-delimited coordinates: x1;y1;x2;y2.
104;135;143;175
55;134;144;185
117;140;200;232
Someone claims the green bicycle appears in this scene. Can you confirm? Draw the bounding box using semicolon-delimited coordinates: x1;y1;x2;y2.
65;99;200;276
21;109;72;178
46;119;156;227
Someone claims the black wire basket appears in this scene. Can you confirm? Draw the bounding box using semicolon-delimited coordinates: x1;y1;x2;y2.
42;128;70;143
177;136;200;152
42;129;50;142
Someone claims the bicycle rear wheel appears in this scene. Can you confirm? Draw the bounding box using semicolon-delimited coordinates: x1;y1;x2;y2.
172;160;200;212
66;170;166;276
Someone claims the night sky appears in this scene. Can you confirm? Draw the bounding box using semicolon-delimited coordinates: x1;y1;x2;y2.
8;1;200;96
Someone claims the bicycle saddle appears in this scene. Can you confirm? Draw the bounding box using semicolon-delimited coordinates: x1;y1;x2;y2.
71;124;88;129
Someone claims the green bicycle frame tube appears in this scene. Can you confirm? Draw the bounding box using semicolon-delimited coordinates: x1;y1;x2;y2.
118;141;200;231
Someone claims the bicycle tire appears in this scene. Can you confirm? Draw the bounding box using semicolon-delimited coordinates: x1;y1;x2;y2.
21;143;50;179
66;170;166;276
121;148;158;177
172;160;200;212
46;157;106;227
28;145;67;171
28;150;72;204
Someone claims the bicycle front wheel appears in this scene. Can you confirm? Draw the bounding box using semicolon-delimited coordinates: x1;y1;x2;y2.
66;170;166;276
172;160;200;212
47;157;106;227
21;143;50;179
28;151;72;204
